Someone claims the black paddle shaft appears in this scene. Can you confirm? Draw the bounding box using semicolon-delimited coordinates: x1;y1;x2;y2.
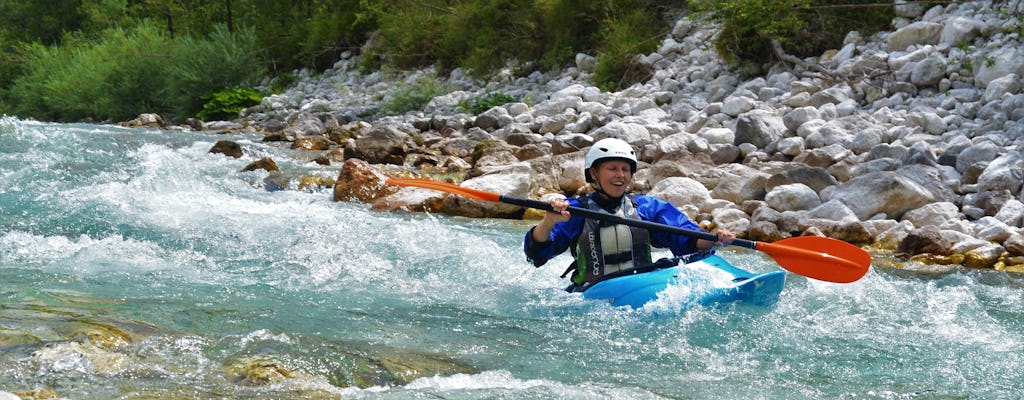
498;195;758;250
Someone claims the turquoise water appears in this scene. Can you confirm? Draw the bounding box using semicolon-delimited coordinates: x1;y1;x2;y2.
2;117;1023;399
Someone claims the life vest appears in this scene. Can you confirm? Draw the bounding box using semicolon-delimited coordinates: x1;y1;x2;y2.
569;194;652;285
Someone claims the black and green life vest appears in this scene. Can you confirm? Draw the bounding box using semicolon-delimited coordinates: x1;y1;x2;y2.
570;194;653;285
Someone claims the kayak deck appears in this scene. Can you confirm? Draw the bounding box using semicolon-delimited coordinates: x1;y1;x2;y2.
581;254;785;310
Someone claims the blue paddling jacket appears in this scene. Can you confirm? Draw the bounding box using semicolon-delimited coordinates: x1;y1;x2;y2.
524;193;705;285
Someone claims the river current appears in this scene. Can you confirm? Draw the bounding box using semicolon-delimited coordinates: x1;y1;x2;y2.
2;117;1023;399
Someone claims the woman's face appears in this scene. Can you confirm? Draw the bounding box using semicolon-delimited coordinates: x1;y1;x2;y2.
589;159;632;198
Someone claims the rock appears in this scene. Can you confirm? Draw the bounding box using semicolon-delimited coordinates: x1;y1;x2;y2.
122;113;167;129
209;140;243;158
956;140;1001;173
802;199;860;224
241;157;278;172
825;171;935;220
734;109;786;148
896;226;952;256
910;53;946;87
291;135;333;151
281;113;325;139
474;106;513;130
994;199;1024;226
722;96;756;117
804;115;878;150
982;73;1022;103
765;166;837;193
711;208;751;236
783;106;820;132
974;216;1016;243
372;187;446;212
699;127;734;145
886;21;942;52
709;171;767;204
442;164;533;218
775;136;805;156
765;183;821;211
333;158;395;203
1005;234;1024;257
223;355;295;386
974;47;1024;88
977;151;1024;195
647;177;712;209
348;122;412;165
963;244;1005;269
591;121;652;145
939;16;982;45
747;220;791;242
901;202;960;229
872;220;915;250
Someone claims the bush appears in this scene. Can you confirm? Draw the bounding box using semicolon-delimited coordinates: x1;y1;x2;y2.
7;22;265;122
196;87;265;121
590;4;666;91
458;92;519;114
696;0;892;68
168;25;267;118
363;0;678;86
8;24;178;122
378;75;451;116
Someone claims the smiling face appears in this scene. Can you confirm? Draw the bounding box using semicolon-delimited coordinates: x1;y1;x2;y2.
589;159;633;198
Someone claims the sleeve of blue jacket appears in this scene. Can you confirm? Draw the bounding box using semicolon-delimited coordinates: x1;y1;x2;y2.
523;197;585;267
633;194;703;257
523;194;706;267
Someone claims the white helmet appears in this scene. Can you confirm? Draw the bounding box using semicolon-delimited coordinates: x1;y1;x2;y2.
584;138;637;182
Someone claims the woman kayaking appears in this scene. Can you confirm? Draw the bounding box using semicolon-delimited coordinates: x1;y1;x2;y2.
524;137;736;292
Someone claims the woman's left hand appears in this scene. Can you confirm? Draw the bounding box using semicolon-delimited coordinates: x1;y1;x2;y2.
715;228;736;246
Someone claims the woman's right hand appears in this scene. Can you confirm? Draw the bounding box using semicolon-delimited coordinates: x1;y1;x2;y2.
532;197;570;243
544;197;571;224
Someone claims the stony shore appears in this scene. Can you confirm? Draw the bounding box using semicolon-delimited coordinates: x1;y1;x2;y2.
133;1;1024;273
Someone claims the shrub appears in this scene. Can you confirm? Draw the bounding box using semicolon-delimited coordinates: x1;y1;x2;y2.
196;87;265;121
458;92;519;114
590;4;666;91
378;75;452;116
168;24;267;119
7;21;265;122
8;23;178;122
696;0;892;68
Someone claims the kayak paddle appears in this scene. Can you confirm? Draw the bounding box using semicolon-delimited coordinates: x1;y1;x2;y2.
386;178;871;283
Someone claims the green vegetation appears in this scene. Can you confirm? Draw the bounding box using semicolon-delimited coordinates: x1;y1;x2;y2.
6;22;264;122
459;92;520;115
0;0;901;123
694;0;893;71
378;76;452;116
197;87;266;122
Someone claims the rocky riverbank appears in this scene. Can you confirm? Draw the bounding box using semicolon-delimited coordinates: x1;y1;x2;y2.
142;1;1024;272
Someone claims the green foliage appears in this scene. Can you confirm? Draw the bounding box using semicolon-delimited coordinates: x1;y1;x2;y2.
168;24;267;118
248;0;375;73
695;0;893;68
197;87;265;121
0;0;86;45
591;3;667;91
6;22;265;122
378;76;452;116
458;92;519;114
363;0;677;86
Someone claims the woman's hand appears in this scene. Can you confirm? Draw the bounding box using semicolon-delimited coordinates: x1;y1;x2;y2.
544;197;571;224
697;228;736;250
531;197;570;243
714;228;736;246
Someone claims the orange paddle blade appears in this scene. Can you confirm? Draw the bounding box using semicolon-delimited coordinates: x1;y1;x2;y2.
387;178;501;202
755;236;871;283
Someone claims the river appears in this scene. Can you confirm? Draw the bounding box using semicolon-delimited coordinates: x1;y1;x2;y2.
2;117;1023;399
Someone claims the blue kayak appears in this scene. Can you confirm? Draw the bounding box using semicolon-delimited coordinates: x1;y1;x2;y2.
581;254;785;310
